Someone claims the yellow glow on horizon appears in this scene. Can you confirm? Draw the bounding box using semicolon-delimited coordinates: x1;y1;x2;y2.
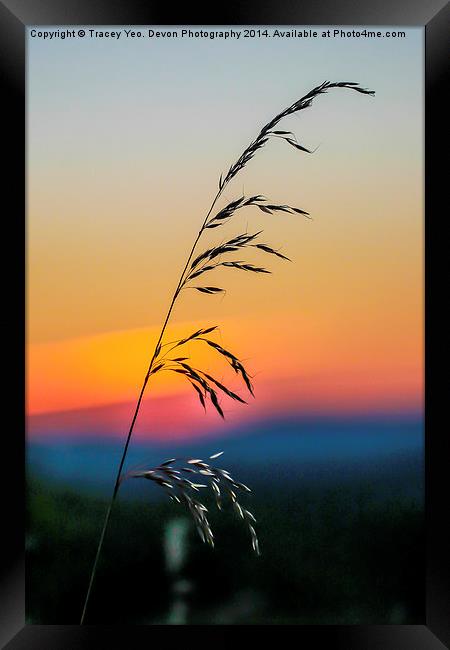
28;308;422;417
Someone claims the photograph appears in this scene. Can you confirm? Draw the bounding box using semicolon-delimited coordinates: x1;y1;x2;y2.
25;24;425;626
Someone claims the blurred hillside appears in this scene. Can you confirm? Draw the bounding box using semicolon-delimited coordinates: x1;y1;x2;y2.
27;443;423;624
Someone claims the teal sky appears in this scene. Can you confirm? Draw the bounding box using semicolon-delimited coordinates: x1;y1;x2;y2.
28;26;423;195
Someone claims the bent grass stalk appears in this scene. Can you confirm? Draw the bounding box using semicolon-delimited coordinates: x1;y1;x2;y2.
80;81;374;623
125;451;259;554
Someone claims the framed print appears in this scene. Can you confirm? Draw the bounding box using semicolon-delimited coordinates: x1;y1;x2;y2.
1;0;448;647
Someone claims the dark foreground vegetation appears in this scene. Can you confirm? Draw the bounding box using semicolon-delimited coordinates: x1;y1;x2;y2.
27;474;423;625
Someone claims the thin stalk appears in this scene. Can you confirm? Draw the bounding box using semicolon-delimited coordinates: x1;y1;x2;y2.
80;187;224;623
80;81;374;623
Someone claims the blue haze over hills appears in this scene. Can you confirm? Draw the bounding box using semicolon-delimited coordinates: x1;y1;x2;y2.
28;415;423;502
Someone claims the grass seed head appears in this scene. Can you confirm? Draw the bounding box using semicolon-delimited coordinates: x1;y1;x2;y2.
128;453;260;555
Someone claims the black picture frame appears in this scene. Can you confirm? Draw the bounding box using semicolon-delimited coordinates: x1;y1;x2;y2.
1;1;448;647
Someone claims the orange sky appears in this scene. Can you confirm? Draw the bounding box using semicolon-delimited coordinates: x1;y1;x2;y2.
28;308;423;438
27;29;423;438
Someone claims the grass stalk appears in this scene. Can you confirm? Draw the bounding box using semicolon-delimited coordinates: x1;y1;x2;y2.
80;189;224;623
80;80;374;624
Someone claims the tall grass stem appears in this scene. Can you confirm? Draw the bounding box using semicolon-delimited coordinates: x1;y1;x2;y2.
80;189;224;623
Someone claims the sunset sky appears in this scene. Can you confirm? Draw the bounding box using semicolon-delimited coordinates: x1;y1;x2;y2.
27;27;423;442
